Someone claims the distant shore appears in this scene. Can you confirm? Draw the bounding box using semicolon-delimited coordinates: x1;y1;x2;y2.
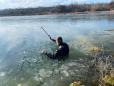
65;10;114;15
0;10;114;17
0;2;114;17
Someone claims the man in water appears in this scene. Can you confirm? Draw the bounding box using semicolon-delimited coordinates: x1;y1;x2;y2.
42;36;69;60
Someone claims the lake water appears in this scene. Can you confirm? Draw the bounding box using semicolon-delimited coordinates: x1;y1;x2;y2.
0;13;114;86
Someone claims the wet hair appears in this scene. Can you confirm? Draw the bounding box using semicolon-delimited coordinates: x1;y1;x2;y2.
57;37;63;43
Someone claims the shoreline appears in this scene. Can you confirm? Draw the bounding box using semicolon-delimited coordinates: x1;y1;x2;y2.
0;10;114;17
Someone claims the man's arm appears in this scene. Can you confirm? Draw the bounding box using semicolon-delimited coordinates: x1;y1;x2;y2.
49;37;56;42
43;48;62;59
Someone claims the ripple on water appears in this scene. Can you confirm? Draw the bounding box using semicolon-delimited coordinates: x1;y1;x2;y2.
0;72;6;77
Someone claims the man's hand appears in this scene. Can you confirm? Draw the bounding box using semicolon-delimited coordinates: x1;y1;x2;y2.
49;36;52;40
41;49;47;54
48;35;52;40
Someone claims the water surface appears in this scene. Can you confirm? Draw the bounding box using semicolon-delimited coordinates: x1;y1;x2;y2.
0;13;114;86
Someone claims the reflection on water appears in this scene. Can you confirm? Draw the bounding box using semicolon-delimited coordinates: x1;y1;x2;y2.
0;13;114;86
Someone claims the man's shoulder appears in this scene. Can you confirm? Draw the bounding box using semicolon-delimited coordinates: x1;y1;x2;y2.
63;42;68;45
62;42;69;47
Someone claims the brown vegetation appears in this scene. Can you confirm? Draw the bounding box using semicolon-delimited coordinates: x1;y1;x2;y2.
0;2;114;16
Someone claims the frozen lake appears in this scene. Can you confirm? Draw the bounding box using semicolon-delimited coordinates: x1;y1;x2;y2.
0;13;114;86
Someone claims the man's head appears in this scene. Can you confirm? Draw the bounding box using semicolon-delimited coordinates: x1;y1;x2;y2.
56;37;63;46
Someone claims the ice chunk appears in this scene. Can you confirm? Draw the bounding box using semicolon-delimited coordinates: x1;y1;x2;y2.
39;69;52;78
62;70;69;77
0;72;6;77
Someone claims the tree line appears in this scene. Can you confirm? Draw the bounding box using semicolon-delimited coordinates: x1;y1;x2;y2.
0;2;114;16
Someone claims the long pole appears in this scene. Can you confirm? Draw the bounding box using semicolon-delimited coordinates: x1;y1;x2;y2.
41;26;51;38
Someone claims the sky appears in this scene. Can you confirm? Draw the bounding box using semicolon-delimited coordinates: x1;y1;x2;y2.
0;0;112;9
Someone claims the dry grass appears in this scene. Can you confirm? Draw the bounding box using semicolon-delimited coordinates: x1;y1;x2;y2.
85;43;114;86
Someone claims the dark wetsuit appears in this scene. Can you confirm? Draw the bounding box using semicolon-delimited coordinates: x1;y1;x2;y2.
44;39;69;60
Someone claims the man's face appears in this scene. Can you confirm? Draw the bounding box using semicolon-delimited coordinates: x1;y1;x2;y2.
56;37;62;46
56;39;60;46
